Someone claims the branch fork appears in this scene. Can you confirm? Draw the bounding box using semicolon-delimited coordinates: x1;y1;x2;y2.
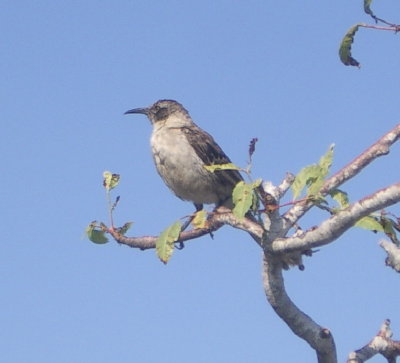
106;124;400;362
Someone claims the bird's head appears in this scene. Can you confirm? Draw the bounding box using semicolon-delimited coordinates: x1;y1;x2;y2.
124;99;190;125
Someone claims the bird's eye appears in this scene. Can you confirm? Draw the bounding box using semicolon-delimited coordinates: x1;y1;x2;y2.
155;107;169;120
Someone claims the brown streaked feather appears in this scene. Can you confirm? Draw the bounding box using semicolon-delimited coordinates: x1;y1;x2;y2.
181;125;243;187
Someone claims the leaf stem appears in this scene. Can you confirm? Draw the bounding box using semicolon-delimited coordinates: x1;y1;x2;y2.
106;190;115;228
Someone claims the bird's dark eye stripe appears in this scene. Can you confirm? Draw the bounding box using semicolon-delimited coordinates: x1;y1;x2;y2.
155;107;169;120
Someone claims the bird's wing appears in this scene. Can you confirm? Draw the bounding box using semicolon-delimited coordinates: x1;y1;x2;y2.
181;125;243;186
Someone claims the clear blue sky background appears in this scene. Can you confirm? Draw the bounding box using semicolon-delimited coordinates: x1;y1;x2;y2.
2;1;400;362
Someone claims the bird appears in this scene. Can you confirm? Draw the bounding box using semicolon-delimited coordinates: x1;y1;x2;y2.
124;99;243;212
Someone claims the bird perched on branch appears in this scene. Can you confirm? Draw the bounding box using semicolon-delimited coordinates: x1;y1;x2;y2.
125;99;243;211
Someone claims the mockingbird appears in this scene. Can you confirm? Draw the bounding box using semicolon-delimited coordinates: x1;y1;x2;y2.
124;99;243;211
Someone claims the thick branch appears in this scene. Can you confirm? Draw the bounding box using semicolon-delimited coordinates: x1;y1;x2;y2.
262;254;337;363
347;319;400;362
380;239;400;272
103;125;400;363
283;124;400;231
272;183;400;254
262;172;295;202
109;182;400;255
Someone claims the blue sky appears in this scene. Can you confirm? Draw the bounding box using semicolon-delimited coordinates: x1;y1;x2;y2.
2;1;400;362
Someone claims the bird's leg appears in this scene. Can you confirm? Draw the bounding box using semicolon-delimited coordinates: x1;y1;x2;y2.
176;204;204;249
194;203;204;212
181;203;203;231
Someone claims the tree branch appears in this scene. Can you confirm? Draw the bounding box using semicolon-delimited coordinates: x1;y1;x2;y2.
109;182;400;258
108;217;223;250
262;254;337;363
108;210;264;250
283;124;400;232
380;239;400;272
271;183;400;254
359;23;400;32
347;319;400;362
102;125;400;362
108;125;400;254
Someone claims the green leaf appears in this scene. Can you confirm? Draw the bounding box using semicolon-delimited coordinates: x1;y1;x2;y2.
308;145;334;195
191;210;208;229
85;221;109;244
381;217;399;243
292;145;335;199
118;222;133;236
364;0;377;21
232;181;256;219
156;221;182;264
252;178;262;189
339;24;361;67
355;216;384;232
204;163;241;172
103;171;120;191
319;144;334;176
292;165;322;199
251;179;262;212
329;189;350;209
306;170;325;197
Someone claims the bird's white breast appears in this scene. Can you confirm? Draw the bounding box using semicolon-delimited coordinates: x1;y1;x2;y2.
150;122;220;204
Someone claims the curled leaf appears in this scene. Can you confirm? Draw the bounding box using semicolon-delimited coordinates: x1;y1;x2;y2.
103;171;120;191
339;24;361;67
86;221;109;244
364;0;377;22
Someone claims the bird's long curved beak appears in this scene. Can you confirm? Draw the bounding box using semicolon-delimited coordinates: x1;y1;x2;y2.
124;107;148;115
